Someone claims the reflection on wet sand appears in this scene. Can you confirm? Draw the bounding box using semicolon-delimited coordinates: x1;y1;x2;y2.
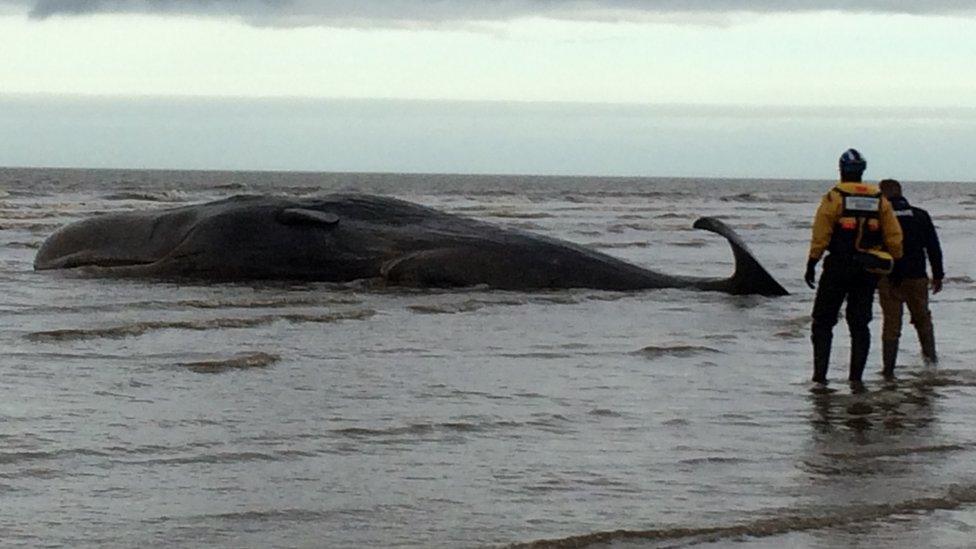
801;370;960;546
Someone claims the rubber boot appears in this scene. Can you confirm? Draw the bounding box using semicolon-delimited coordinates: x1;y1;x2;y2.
812;334;831;383
849;334;870;384
882;338;899;379
918;326;938;364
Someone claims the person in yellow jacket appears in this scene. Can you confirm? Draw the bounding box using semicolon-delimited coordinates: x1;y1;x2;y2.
805;149;903;387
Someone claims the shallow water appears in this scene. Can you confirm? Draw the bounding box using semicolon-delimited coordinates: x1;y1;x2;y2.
1;168;974;548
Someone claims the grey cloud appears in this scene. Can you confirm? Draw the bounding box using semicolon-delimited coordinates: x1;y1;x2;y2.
6;0;976;26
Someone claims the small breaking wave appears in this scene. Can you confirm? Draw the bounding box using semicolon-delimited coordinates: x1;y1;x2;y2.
588;408;623;417
497;352;574;359
607;222;655;233
678;456;751;466
180;352;280;374
0;221;62;233
636;345;721;359
484;210;554;219
585;241;650;249
932;213;976;221
407;298;528;315
821;443;974;460
332;419;520;440
509;483;976;548
4;241;41;249
0;208;64;220
773;315;811;339
117;449;313;466
408;300;488;314
720;192;768;203
102;190;188;202
22;295;363;315
670;239;708;248
0;447;110;466
25;309;375;342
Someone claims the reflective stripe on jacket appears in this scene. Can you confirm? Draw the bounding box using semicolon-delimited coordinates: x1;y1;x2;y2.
808;182;903;261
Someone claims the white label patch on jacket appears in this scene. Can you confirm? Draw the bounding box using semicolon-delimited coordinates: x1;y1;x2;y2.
895;209;914;217
844;196;880;212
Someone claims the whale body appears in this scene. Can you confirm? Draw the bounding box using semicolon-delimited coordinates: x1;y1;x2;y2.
33;194;788;296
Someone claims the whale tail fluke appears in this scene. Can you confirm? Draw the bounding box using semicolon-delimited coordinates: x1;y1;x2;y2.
693;217;789;296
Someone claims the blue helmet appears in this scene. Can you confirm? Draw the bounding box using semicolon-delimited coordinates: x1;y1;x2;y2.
839;148;867;173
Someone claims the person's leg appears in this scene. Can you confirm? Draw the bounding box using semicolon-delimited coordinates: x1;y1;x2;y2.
845;272;878;383
811;266;846;383
877;277;904;377
904;277;937;363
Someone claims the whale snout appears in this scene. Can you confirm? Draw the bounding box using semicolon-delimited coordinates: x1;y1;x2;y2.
34;209;195;271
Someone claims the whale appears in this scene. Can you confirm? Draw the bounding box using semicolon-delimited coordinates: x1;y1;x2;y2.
33;194;788;296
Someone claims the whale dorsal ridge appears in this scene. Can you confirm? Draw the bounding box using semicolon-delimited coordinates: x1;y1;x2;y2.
278;208;340;227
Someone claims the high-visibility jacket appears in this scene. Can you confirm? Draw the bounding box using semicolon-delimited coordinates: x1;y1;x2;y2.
808;182;903;261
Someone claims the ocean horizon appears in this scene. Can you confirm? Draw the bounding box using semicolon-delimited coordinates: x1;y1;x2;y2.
3;95;974;182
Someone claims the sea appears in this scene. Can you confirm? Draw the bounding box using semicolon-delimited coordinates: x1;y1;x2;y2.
1;167;974;548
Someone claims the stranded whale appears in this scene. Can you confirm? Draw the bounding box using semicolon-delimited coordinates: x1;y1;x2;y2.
34;194;788;296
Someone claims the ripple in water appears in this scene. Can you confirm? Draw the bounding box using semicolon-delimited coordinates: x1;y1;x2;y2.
25;309;376;342
510;483;976;548
635;345;721;359
180;352;280;374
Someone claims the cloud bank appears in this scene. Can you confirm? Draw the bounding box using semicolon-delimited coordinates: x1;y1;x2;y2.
4;0;976;27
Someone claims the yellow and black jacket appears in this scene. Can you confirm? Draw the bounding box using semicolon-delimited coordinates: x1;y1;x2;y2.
808;182;903;262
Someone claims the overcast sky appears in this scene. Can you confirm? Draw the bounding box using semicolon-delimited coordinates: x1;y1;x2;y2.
1;1;975;178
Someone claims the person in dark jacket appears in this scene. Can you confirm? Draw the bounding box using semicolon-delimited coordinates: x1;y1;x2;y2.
877;179;945;377
805;149;903;387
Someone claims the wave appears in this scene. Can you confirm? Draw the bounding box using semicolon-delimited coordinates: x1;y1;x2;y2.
484;210;554;219
408;301;488;314
21;295;363;315
497;352;575;359
25;309;375;342
821;443;973;460
509;483;976;548
144;507;358;525
117;449;314;466
585;241;650;249
102;190;189;202
4;241;41;249
670;239;708;248
636;345;721;359
773;315;811;339
608;222;655;233
0;208;64;220
180;352;280;374
407;297;528;315
720;192;767;203
0;221;62;233
588;408;623;417
932;214;976;220
0;447;110;466
678;456;751;465
332;419;521;439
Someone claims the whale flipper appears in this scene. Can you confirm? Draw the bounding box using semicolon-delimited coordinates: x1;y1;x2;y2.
381;248;518;288
693;217;788;296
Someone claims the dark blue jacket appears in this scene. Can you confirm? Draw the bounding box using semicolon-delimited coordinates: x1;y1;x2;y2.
889;196;944;280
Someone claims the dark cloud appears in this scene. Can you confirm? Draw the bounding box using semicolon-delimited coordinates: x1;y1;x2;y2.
5;0;976;26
